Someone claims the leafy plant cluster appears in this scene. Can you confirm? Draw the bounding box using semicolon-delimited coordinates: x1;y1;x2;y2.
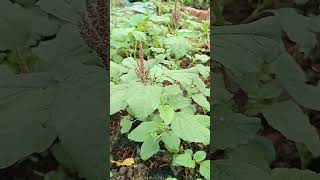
0;0;108;179
213;0;320;179
110;0;210;179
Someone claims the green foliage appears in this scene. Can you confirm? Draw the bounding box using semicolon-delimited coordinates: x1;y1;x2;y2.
213;0;320;179
111;2;210;179
0;0;107;179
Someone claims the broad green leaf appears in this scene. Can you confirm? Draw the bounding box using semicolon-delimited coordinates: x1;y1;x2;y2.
167;94;192;110
149;64;164;78
226;136;275;170
213;112;261;149
214;74;233;104
195;115;210;128
213;16;282;75
110;84;128;115
164;36;192;59
161;131;180;152
163;85;183;95
126;84;162;120
141;136;160;160
199;160;210;179
130;31;147;42
192;93;210;111
272;53;320;110
173;152;195;168
195;54;210;63
164;68;198;87
39;0;86;22
196;64;210;79
32;24;95;71
121;57;136;69
194;78;210;97
120;116;133;134
52;67;107;180
110;62;129;78
275;8;318;55
213;160;271;180
262;101;320;156
0;1;58;50
0;71;57;168
193;151;206;163
159;105;175;125
234;72;282;99
128;121;159;142
171;112;210;145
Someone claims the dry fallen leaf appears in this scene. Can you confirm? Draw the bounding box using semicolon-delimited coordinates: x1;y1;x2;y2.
111;158;135;167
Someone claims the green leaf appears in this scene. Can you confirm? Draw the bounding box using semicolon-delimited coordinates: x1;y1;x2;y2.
128;121;159;142
196;64;210;79
161;131;180;153
262;101;320;156
213;112;261;149
52;67;107;180
275;8;318;55
164;36;192;59
214;74;233;104
195;115;210;128
0;1;58;50
173;152;195;168
110;84;128;115
213;17;282;75
171;112;210;145
226;136;275;170
195;54;210;63
32;24;94;71
0;71;57;168
110;62;129;79
167;94;192;110
141;136;160;160
192;93;210;111
39;0;86;22
199;160;210;179
272;53;320;110
130;31;147;42
234;72;282;99
126;84;162;120
159;105;175;125
163;85;183;95
213;160;271;180
120;116;133;134
164;68;198;87
193;151;206;163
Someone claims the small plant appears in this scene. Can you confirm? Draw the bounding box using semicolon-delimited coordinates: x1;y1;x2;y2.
110;1;210;179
